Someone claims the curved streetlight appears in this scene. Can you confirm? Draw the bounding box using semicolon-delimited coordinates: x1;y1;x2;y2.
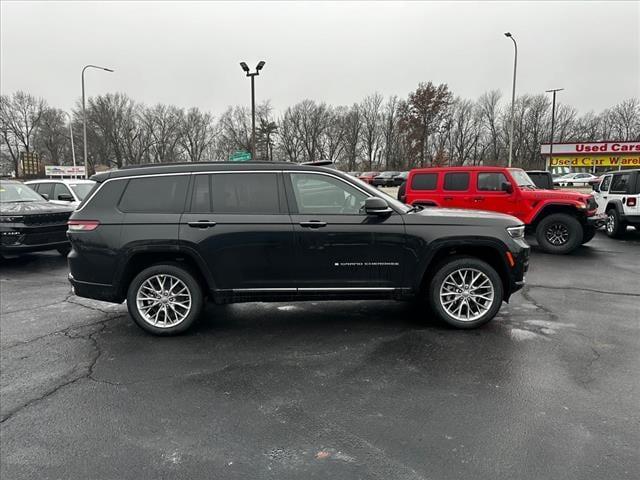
504;32;517;168
239;61;266;160
63;112;77;179
82;65;114;178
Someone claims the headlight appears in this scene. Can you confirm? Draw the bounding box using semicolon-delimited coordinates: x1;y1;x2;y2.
0;216;24;223
506;225;525;239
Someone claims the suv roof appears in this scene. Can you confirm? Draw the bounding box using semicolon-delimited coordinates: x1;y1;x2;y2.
26;178;95;184
410;166;520;172
93;162;334;182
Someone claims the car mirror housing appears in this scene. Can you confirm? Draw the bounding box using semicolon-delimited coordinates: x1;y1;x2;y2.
365;197;392;215
502;182;514;194
58;194;74;201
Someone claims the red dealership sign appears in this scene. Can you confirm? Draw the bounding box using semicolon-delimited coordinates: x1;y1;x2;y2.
541;142;640;155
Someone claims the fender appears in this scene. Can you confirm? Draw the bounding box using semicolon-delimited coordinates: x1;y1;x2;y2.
412;235;511;291
604;199;625;213
527;200;584;225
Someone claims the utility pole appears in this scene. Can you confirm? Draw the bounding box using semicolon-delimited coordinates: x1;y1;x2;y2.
504;32;518;168
82;65;114;178
546;88;564;171
239;61;266;160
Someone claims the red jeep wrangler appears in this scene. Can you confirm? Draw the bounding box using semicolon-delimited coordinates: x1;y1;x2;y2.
401;167;600;254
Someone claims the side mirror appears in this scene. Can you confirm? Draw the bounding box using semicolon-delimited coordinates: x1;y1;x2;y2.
58;193;74;202
501;182;513;194
364;197;392;216
40;193;49;200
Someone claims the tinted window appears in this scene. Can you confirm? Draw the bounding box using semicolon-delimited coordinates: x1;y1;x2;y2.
610;173;630;193
53;183;72;200
411;173;438;191
190;173;281;214
444;172;470;191
477;172;508;192
119;175;189;213
36;183;54;198
290;173;368;214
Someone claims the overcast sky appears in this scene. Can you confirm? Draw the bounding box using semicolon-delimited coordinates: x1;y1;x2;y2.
1;1;638;116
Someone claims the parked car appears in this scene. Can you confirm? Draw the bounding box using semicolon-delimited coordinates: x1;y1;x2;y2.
392;171;409;186
592;169;640;237
526;170;554;190
553;172;599;187
358;171;379;184
25;179;96;207
372;171;401;187
0;180;74;256
347;171;361;177
67;162;529;335
403;166;601;254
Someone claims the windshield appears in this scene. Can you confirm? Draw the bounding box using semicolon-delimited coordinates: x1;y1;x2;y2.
0;182;46;204
508;169;536;187
69;183;95;200
348;175;411;213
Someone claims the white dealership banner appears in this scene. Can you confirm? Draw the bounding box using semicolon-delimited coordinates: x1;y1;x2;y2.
541;141;640;155
44;165;86;176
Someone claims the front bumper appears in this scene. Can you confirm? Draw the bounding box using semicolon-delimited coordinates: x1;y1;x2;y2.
586;213;607;228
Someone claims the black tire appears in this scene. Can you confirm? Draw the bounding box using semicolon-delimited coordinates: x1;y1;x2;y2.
535;213;583;254
428;256;504;329
605;208;626;238
126;263;203;335
581;225;597;244
57;245;71;256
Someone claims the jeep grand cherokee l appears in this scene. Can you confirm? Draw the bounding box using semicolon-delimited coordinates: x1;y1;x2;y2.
67;162;529;335
1;180;74;256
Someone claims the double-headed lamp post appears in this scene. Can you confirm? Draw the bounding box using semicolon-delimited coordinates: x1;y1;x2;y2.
504;32;518;168
82;65;114;178
63;112;77;179
240;61;266;160
545;88;564;171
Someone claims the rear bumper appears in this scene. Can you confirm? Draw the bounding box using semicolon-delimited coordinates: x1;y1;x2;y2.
68;273;122;303
620;214;640;226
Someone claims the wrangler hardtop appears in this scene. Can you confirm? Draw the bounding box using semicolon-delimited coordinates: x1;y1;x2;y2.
592;169;640;238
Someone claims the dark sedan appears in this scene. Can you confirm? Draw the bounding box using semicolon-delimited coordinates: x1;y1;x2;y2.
371;171;401;187
0;180;74;256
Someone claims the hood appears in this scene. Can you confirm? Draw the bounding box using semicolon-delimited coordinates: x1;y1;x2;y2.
0;201;75;216
523;188;591;202
407;207;522;227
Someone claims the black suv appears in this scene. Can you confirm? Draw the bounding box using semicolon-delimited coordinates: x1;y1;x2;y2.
67;162;529;335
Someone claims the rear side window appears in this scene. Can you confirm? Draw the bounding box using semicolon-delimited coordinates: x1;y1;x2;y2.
190;173;281;214
444;172;470;191
477;172;508;191
119;175;189;213
410;173;438;191
610;174;630;193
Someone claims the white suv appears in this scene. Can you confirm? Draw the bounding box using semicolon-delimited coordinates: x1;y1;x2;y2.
25;179;95;208
592;169;640;237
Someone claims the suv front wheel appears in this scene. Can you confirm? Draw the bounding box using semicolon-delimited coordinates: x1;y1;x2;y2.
535;213;583;254
428;257;504;329
127;263;203;335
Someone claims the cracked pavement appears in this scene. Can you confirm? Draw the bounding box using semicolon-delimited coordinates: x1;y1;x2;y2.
1;230;639;479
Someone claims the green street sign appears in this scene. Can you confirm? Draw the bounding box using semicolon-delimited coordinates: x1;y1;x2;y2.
229;150;252;162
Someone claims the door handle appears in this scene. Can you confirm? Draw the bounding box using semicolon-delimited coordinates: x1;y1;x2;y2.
187;220;217;228
444;196;454;201
299;221;327;228
473;196;485;202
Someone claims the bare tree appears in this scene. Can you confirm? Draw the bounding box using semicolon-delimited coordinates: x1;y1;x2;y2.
360;93;384;169
141;104;182;163
35;108;70;166
478;90;503;163
342;104;362;171
610;98;640;140
178;108;217;162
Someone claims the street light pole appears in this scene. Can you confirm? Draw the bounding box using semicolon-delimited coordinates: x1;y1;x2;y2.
240;61;265;160
63;112;77;179
504;32;518;168
545;88;564;171
82;64;114;178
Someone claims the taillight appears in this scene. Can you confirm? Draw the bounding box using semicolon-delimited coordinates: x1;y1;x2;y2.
627;197;637;207
68;220;100;231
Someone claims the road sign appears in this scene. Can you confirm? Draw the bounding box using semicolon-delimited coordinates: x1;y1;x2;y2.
44;165;86;177
229;151;252;162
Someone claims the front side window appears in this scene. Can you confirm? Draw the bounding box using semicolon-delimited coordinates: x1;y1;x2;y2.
190;173;281;214
290;173;368;215
411;173;438;191
599;175;612;192
477;172;509;192
610;174;630;193
119;175;189;213
443;172;470;191
35;183;54;199
53;183;72;200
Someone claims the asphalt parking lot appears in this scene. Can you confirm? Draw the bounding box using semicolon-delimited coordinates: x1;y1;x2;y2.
1;230;639;480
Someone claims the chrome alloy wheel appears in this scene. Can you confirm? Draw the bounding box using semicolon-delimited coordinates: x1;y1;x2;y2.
545;222;570;246
136;274;192;328
439;268;495;322
606;214;615;234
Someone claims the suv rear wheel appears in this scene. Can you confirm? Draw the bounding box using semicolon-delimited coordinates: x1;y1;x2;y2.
126;263;203;335
605;208;626;238
428;257;503;329
535;213;583;254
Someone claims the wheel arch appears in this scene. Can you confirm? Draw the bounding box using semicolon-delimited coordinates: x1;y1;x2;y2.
529;203;584;229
